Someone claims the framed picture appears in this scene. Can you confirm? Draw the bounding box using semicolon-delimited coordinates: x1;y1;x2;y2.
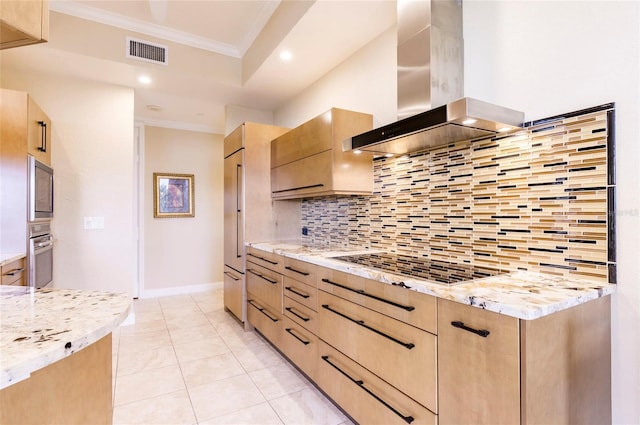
153;173;195;218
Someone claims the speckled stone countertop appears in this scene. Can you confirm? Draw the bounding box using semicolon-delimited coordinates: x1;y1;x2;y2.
247;241;615;321
0;253;26;267
0;286;130;389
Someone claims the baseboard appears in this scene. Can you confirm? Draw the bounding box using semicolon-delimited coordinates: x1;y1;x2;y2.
138;281;223;299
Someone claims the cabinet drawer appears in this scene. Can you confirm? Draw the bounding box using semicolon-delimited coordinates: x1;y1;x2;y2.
318;268;437;334
318;291;437;413
271;150;333;199
246;263;283;313
284;297;319;335
247;298;282;347
246;247;284;273
270;110;333;168
282;257;318;287
317;340;436;425
280;316;318;381
283;276;317;310
1;258;26;286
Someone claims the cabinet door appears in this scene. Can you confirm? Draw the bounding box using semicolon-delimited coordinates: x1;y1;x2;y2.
280;316;318;380
0;0;48;49
223;266;243;321
271;150;333;199
26;96;51;165
438;299;520;425
246;262;283;313
223;150;243;272
1;258;26;286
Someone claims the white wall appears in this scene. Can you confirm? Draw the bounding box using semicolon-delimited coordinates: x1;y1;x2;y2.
143;126;223;296
0;71;135;296
274;2;640;423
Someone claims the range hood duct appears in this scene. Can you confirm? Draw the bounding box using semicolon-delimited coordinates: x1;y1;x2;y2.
344;0;524;155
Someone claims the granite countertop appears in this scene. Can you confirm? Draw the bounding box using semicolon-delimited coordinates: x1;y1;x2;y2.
0;286;130;389
0;253;26;267
248;241;615;321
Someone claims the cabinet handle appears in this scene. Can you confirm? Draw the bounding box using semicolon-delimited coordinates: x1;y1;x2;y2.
247;252;278;265
272;183;324;194
236;163;242;258
285;266;309;276
248;300;279;322
247;269;277;285
451;321;490;338
38;121;47;152
223;271;240;281
285;306;310;322
285;286;310;299
321;304;415;350
321;355;415;424
321;278;415;312
285;328;310;345
4;268;24;276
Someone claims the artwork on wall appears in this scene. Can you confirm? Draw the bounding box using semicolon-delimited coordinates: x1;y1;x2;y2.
153;173;195;218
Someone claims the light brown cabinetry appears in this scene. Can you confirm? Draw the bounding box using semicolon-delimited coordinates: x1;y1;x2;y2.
271;108;373;199
26;96;51;165
438;296;612;425
0;0;49;50
1;257;26;286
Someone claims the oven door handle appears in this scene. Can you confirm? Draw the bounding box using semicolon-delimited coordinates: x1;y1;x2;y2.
33;240;53;254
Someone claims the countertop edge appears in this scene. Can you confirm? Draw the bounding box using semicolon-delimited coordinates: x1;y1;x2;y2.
0;253;26;267
247;241;615;321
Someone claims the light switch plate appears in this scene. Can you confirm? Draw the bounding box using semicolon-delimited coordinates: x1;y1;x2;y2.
84;216;105;230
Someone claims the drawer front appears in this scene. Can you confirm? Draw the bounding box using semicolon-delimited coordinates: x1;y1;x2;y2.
271;150;333;199
247;298;282;347
280;316;319;381
284;297;319;335
282;257;318;287
317;340;437;425
223;266;244;321
283;276;317;311
1;258;26;286
318;267;437;334
318;291;437;412
246;247;284;273
246;263;283;313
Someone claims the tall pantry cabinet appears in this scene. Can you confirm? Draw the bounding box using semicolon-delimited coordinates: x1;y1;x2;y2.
223;123;291;325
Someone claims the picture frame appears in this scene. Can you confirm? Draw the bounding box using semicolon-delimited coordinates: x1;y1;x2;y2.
153;173;195;218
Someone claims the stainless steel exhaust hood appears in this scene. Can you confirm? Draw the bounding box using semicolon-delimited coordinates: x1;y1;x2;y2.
343;0;524;155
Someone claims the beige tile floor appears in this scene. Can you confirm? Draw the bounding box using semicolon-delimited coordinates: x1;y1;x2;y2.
112;288;354;425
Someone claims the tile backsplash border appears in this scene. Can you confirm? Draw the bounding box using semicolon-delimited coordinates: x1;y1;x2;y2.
301;103;616;283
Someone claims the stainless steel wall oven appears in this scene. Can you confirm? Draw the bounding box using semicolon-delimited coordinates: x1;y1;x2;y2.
29;222;53;288
28;155;54;222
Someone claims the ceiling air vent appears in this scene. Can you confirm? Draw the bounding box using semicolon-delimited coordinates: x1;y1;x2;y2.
126;37;168;65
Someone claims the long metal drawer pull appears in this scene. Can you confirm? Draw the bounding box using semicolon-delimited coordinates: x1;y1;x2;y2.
285;286;310;299
321;355;415;424
5;268;24;276
451;321;490;338
247;253;278;265
321;304;415;350
285;306;310;322
321;278;415;312
247;269;277;285
272;183;324;194
285;328;310;345
285;266;310;276
248;300;279;322
223;271;240;281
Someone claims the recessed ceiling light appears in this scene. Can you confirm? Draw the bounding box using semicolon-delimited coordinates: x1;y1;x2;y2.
498;126;512;132
353;149;362;155
462;118;477;125
385;153;394;158
138;75;152;84
146;104;162;111
279;50;293;61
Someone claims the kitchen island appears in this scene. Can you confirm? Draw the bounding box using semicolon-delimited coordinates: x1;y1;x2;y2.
0;285;130;425
244;241;615;425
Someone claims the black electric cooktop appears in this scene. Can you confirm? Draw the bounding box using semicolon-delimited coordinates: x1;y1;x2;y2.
333;253;506;285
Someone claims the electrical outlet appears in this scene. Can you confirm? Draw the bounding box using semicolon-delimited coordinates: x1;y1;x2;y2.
302;226;308;236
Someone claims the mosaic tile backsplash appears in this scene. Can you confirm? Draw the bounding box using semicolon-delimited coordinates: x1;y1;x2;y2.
301;104;616;283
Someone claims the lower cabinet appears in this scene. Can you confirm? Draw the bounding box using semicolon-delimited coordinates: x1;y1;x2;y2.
280;316;319;380
1;257;26;286
316;340;437;425
246;298;282;346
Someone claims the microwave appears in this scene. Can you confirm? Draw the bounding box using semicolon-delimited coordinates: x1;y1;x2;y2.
29;156;54;221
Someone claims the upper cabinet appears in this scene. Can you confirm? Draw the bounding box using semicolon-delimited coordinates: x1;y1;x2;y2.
271;108;373;200
0;0;49;50
27;95;51;165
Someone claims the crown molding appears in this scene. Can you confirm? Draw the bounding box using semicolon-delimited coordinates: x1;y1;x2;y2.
50;1;242;58
237;0;281;56
136;116;223;135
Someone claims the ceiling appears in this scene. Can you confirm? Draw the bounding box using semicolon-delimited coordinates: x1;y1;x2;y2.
0;0;396;134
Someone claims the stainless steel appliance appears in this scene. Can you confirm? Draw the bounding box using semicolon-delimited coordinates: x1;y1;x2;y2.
29;222;53;288
28;155;54;221
223;123;290;324
334;253;506;285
